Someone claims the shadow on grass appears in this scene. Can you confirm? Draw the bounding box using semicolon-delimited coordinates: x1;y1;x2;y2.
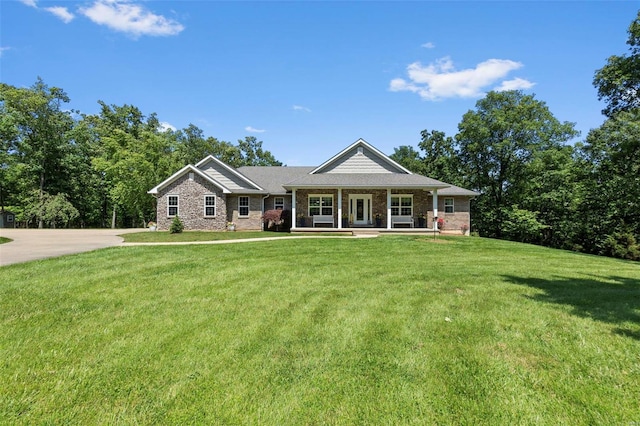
502;274;640;340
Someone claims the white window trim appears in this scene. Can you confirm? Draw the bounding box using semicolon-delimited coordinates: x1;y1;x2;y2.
444;197;454;214
274;197;284;210
391;194;414;217
308;194;334;217
238;196;250;217
204;194;216;217
167;195;179;217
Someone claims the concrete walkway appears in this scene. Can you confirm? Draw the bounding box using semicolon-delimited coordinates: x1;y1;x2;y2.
0;228;143;267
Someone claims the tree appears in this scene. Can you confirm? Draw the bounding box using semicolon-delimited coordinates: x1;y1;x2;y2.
89;102;175;228
390;130;461;185
456;90;578;239
593;11;640;117
0;78;76;228
235;136;282;167
574;109;640;256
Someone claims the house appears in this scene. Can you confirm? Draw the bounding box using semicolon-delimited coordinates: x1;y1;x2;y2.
148;139;478;233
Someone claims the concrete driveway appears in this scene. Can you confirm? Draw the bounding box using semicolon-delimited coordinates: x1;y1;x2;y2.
0;228;143;267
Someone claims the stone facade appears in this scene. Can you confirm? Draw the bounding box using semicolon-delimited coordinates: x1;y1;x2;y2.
156;173;227;231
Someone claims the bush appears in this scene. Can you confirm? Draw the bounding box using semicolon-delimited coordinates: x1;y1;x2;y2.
262;209;291;232
601;231;640;261
169;216;184;234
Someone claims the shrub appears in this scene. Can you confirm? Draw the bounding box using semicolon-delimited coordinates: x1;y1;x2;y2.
169;216;184;234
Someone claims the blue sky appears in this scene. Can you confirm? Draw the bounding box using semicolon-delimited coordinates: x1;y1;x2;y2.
2;1;638;166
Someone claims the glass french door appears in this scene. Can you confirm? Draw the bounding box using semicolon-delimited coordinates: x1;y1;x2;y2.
349;194;372;225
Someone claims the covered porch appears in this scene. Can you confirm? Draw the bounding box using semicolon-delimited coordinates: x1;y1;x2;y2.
288;187;445;232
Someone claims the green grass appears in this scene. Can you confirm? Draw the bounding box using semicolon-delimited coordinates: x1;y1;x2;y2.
121;230;297;242
1;236;639;424
0;237;11;244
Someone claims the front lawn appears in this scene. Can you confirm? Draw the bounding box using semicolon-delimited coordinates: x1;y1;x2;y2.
1;236;638;423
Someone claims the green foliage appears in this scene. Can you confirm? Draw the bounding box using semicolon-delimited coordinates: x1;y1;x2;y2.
593;11;640;117
169;216;184;234
501;206;546;243
601;231;640;261
457;90;578;239
390;130;462;185
21;190;79;228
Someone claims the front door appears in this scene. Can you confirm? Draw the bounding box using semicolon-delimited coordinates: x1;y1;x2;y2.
349;194;372;226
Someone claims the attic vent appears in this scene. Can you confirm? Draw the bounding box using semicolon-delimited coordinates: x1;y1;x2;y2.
189;172;194;181
357;147;364;155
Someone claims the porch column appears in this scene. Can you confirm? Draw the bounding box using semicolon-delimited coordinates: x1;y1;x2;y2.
337;188;343;229
292;188;297;228
433;189;439;231
386;188;392;229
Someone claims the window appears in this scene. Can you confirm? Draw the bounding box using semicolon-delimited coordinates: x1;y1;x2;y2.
204;195;216;216
391;195;413;216
7;215;14;223
167;195;179;217
309;195;333;216
274;197;284;210
238;196;249;217
444;198;454;214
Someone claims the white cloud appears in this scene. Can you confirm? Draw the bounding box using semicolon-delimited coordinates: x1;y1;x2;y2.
293;105;311;112
0;47;10;57
44;6;74;23
494;77;535;92
421;42;435;49
19;0;38;8
245;126;266;133
390;56;534;100
79;0;184;37
158;121;177;132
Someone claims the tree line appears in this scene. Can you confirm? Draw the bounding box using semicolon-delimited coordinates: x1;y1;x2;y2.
0;81;281;229
2;12;638;261
390;12;640;260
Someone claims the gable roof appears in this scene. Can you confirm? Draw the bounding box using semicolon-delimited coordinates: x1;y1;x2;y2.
195;155;264;191
310;138;413;175
238;166;315;194
148;165;232;195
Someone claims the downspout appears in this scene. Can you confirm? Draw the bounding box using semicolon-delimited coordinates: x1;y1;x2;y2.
261;194;269;231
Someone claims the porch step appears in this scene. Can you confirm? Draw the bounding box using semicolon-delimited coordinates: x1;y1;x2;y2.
351;229;380;237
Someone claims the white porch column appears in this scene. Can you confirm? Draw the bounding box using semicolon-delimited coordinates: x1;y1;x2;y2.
386;189;392;229
433;189;439;231
292;188;297;228
337;188;343;229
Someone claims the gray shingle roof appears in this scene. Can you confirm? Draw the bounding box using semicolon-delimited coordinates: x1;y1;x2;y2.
237;166;479;196
238;166;314;194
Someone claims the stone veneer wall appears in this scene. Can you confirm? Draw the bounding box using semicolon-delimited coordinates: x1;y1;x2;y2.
226;195;264;230
156;173;227;231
